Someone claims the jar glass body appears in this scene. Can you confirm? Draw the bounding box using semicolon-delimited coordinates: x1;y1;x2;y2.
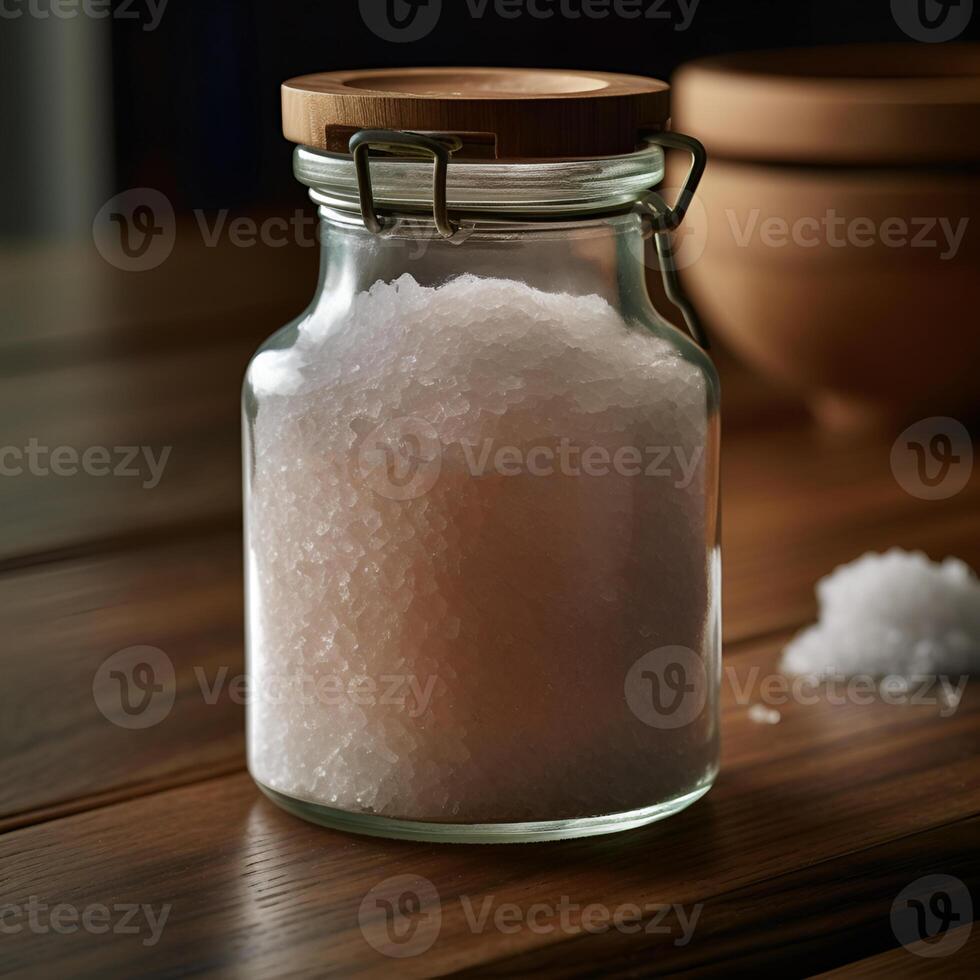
243;197;721;842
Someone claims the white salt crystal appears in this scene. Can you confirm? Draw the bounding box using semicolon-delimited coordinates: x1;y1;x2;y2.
781;549;980;678
247;274;716;822
748;704;781;725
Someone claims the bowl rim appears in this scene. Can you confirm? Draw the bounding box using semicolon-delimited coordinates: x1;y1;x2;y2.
672;44;980;165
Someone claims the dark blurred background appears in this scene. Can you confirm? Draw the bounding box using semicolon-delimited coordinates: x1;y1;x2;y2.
3;0;976;237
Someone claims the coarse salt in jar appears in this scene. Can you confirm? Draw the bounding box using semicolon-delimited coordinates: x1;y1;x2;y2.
243;68;721;842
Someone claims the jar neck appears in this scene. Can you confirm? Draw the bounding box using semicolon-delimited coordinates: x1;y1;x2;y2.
310;209;657;320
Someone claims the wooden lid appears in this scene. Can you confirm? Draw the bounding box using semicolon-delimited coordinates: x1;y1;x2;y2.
282;67;670;160
673;44;980;165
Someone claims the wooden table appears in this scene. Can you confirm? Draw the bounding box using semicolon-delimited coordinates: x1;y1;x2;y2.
1;232;977;977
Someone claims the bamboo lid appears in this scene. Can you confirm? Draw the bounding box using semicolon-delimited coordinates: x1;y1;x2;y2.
282;67;671;160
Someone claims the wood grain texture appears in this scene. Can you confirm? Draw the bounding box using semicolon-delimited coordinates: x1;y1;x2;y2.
0;218;316;359
816;926;979;978
281;68;671;159
0;638;976;977
0;344;247;565
455;818;980;978
722;425;980;641
0;536;244;827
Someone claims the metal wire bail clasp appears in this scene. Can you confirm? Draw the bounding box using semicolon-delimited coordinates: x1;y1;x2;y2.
349;129;463;241
640;131;710;350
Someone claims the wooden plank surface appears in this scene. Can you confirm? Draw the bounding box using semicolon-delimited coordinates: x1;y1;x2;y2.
0;636;976;977
722;425;980;641
1;238;976;976
0;219;316;357
456;818;980;978
817;927;979;978
0;535;244;827
0;345;247;565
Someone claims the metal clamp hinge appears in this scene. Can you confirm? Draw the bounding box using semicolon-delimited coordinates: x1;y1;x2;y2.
349;129;464;241
640;132;710;350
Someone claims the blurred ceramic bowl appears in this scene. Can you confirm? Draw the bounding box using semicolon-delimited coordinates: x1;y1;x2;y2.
671;44;980;431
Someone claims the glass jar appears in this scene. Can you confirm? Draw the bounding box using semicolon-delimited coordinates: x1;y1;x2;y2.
244;70;720;842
